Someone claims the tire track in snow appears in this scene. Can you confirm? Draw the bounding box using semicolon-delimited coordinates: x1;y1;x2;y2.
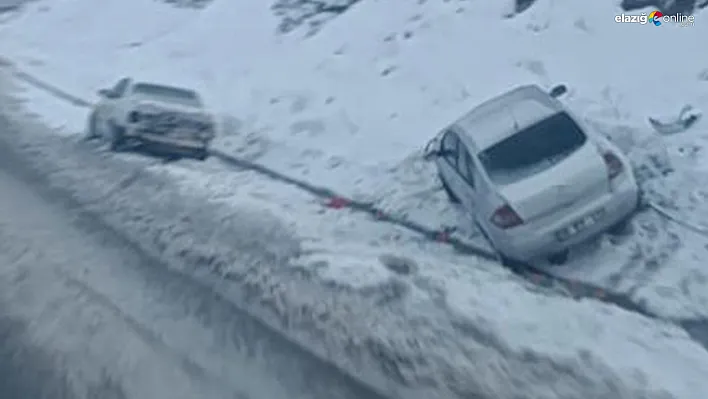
60;275;213;383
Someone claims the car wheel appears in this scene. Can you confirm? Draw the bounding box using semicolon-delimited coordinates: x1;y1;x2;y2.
440;175;460;203
547;249;569;265
498;253;525;270
108;123;126;152
607;217;632;236
194;147;209;161
84;111;99;140
476;222;518;269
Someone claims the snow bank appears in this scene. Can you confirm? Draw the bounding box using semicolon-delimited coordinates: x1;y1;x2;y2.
4;65;708;399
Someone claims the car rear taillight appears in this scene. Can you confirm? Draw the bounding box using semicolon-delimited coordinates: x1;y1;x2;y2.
490;204;524;229
602;151;623;180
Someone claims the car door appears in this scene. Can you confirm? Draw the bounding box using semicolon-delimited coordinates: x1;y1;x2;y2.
436;129;461;194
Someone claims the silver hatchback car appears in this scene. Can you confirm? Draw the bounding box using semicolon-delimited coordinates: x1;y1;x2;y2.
429;84;640;265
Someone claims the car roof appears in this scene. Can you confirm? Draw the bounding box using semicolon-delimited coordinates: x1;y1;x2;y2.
451;84;563;151
131;80;194;92
120;75;198;91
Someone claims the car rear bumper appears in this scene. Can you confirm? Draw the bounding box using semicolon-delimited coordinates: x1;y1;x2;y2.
126;129;208;150
492;175;640;262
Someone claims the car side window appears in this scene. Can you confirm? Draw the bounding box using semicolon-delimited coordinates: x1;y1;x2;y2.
111;78;130;97
441;130;459;167
458;149;475;187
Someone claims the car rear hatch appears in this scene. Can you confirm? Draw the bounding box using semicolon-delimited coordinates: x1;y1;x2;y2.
497;143;609;221
479;111;610;223
133;102;213;136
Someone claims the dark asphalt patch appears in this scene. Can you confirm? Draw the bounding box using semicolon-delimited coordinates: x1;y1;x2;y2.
0;313;75;399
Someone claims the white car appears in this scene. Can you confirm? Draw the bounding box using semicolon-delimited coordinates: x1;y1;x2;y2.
431;84;640;265
86;77;216;160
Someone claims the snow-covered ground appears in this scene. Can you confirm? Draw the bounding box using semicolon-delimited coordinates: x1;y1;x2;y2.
4;0;708;319
5;67;708;399
2;0;708;396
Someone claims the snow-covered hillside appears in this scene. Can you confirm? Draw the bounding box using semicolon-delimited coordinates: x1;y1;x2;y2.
2;0;708;397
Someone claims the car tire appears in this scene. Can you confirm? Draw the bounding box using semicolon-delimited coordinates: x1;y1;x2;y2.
607;216;633;236
478;223;526;271
108;123;126;152
547;249;569;265
440;175;460;203
498;253;524;270
194;148;209;161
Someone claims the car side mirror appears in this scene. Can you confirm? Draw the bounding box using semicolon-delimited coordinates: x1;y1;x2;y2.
98;89;115;98
424;147;455;160
549;84;568;98
424;136;443;160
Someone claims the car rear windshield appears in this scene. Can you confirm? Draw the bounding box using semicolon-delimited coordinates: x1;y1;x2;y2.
132;83;202;107
478;111;587;185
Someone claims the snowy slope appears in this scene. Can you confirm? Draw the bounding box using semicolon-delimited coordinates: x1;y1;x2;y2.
0;0;283;106
4;0;708;320
2;0;708;397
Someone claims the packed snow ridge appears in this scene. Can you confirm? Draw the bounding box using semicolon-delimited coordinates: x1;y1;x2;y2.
2;0;708;398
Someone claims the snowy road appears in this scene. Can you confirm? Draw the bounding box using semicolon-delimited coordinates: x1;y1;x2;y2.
4;1;708;397
0;127;387;399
